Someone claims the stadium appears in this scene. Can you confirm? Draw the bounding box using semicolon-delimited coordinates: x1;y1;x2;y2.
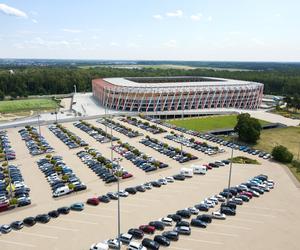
92;77;264;112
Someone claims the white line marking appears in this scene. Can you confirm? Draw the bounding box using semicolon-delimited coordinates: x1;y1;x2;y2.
40;224;79;232
0;239;36;248
14;231;58;239
211;224;251;230
238;211;275;218
60;218;98;225
183;238;223;245
192;229;238;237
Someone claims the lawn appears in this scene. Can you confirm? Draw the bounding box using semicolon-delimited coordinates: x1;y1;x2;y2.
0;98;59;113
168;115;269;132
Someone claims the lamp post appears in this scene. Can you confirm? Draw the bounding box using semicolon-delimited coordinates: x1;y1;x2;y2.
226;146;234;202
180;106;184;157
37;111;41;136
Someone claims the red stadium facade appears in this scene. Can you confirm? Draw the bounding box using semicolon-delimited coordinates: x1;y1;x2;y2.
92;77;264;112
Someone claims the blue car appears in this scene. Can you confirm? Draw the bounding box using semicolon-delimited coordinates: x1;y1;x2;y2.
70;202;84;211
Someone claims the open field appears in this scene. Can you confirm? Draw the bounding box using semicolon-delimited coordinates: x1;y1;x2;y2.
168;115;269;132
0;117;299;250
0;98;59;114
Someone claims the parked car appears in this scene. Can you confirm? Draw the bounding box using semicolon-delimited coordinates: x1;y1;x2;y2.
139;225;156;234
142;238;160;250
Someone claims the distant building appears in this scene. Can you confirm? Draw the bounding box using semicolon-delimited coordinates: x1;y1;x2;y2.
92;77;264;112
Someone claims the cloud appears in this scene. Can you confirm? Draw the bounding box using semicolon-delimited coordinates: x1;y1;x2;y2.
31;19;38;23
61;28;82;33
207;16;213;22
110;42;120;47
166;10;183;18
0;3;28;18
190;13;202;21
153;14;163;20
164;39;177;48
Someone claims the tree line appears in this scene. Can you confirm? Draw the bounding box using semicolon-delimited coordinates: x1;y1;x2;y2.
1;66;300;99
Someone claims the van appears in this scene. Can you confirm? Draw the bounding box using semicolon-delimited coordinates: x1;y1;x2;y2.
191;165;207;175
180;168;193;177
53;186;71;197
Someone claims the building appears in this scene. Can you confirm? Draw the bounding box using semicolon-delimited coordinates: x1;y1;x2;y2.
92;77;264;112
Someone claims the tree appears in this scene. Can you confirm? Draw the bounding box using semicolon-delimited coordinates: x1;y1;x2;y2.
234;113;262;143
272;145;293;163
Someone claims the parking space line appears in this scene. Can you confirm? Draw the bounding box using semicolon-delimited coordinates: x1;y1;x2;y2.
238;211;276;218
14;231;59;239
229;218;264;224
60;218;99;225
211;224;251;230
192;229;238;237
0;239;36;248
183;238;223;245
40;224;80;232
80;212;114;218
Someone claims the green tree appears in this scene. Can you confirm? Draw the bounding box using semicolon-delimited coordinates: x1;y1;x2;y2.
234;113;261;143
272;145;293;163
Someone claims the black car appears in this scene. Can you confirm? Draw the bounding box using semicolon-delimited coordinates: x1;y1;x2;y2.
151;181;161;187
194;203;209;211
48;210;60;218
162;230;179;241
98;195;111;203
23;217;36;226
219;191;233;198
196;214;212;223
173;174;185;181
176;220;190;227
35;214;51;223
167;214;182;222
221;202;237;210
136;185;146;192
220;207;236;216
154;235;170;246
128;228;144;239
57;206;70;215
125;187;137;194
176;209;191;218
142;238;160;250
191;219;207;228
10;221;23;230
149;221;165;230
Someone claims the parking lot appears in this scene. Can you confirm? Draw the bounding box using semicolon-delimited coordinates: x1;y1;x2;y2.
0;116;300;250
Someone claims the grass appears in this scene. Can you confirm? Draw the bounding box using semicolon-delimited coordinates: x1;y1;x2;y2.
230;156;260;164
270;108;300;119
168;115;269;132
0;98;59;114
288;164;300;183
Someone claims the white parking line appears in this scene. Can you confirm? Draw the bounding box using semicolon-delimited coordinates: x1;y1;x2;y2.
0;239;36;248
192;229;238;237
60;218;99;225
183;238;223;245
14;231;58;239
211;224;251;230
80;212;113;218
40;224;80;232
229;218;264;224
238;211;276;218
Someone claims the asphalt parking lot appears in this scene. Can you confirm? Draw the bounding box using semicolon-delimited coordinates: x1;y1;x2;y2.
1;117;300;250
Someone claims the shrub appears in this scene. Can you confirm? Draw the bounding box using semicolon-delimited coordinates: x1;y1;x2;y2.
62;175;69;181
2;161;8;167
68;183;75;190
9;198;18;206
272;145;294;163
46;154;52;158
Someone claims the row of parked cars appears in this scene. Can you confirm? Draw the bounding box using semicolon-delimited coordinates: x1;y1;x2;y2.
0;202;85;234
0;130;16;161
165;133;224;156
113;141;168;172
77;148;133;184
120;117;166;134
97;118;143;138
90;174;274;250
74;121;119;143
49;124;88;149
0;164;31;213
140;137;198;163
37;155;86;198
19;126;54;155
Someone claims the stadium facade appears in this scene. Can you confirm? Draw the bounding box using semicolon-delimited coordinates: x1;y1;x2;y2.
92;77;264;112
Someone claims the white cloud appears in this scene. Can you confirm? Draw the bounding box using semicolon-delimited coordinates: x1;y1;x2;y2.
190;13;202;21
164;39;177;48
31;19;38;23
61;28;82;33
207;16;213;22
0;3;28;18
153;14;163;20
166;10;183;18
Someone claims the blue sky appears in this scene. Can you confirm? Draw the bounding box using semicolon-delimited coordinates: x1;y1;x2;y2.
0;0;299;61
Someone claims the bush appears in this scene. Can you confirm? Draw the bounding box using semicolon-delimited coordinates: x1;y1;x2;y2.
46;154;52;158
291;160;300;172
62;175;69;181
68;183;75;190
9;198;18;206
272;145;294;163
2;161;8;167
234;113;261;143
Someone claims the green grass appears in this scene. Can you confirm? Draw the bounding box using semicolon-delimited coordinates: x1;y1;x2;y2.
168;115;269;132
0;98;59;113
230;156;260;164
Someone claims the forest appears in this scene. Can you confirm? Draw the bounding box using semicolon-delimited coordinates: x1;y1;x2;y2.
0;65;300;99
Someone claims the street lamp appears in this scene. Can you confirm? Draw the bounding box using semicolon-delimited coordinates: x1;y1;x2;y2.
226;146;234;203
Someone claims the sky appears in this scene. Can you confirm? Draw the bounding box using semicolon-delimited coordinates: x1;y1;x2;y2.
0;0;299;61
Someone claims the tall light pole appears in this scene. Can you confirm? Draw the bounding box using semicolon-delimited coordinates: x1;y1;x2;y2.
104;87;108;135
180;104;184;157
37;108;41;136
226;142;234;202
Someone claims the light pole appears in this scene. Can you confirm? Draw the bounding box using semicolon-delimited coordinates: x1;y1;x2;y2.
180;106;184;157
55;107;58;124
37;111;41;136
227;141;234;202
104;88;108;135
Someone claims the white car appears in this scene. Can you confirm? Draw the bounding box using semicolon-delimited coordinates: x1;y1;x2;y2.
186;207;199;215
159;217;173;226
127;241;146;250
157;178;168;185
105;239;122;249
212;211;226;220
90;242;109;250
118;190;129;197
204;199;216;207
208;197;219;204
215;194;226;202
230;197;243;205
165;176;174;183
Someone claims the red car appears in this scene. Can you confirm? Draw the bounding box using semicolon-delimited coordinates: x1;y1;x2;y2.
240;191;253;199
86;198;100;206
122;173;133;179
139;225;155;234
203;164;212;170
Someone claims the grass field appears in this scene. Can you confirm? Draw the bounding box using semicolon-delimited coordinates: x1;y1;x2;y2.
168;115;269;132
0;98;59;113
